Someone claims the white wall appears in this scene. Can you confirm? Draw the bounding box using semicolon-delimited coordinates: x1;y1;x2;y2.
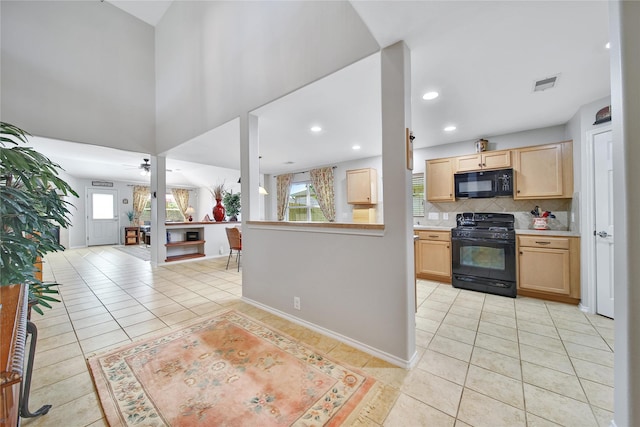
413;124;567;170
1;1;155;153
565;95;611;313
154;1;380;153
610;2;640;425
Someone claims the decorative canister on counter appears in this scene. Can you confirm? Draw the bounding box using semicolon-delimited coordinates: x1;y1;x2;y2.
533;217;549;230
475;138;488;153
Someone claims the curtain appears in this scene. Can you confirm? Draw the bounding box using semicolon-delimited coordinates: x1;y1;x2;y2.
132;185;150;224
171;188;190;221
310;167;336;222
276;174;293;221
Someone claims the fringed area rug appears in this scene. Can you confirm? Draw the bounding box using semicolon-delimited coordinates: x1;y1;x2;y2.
87;310;377;426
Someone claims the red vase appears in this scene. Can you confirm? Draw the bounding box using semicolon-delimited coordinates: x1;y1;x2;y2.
213;199;226;222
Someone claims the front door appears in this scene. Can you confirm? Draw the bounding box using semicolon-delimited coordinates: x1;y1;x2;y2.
594;129;614;318
87;188;119;246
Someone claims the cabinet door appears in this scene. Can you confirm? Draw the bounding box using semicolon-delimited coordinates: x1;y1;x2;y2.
482;150;511;170
416;239;451;278
514;143;568;199
455;151;511;172
426;158;454;201
455;154;483;172
518;247;570;295
347;168;377;204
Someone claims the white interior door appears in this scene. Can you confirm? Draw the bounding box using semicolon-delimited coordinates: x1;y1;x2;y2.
594;130;614;318
87;189;119;246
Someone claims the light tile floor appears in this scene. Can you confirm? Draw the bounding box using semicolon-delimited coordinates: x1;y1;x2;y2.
21;246;615;427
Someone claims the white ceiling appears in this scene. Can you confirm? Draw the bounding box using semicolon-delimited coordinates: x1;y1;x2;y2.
29;1;610;184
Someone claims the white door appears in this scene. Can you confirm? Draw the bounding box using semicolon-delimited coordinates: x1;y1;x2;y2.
87;189;119;246
594;130;614;318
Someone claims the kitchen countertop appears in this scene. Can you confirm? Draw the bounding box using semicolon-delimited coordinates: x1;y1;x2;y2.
515;229;580;237
413;225;580;237
413;225;452;231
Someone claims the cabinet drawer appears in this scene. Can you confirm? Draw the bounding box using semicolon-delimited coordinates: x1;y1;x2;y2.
518;236;569;250
417;230;450;241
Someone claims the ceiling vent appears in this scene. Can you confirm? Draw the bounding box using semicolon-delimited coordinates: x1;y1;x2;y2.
533;75;559;92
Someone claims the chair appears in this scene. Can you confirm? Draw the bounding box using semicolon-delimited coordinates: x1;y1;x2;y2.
225;227;242;271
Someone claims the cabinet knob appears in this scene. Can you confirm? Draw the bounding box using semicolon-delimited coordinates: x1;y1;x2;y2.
482;163;486;167
519;251;523;255
478;163;482;167
517;190;521;193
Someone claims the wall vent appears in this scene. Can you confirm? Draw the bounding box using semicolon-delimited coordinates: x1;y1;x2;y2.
533;75;559;92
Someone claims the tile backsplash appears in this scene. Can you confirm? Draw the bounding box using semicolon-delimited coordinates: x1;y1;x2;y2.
417;198;573;231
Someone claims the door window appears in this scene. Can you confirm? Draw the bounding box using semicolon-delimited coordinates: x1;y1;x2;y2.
92;193;115;219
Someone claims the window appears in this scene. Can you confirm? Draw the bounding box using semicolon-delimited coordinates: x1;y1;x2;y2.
91;193;115;219
139;194;185;222
287;181;327;222
412;173;425;217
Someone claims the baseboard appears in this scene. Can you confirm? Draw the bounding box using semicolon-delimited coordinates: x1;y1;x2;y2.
578;302;591;313
242;297;415;369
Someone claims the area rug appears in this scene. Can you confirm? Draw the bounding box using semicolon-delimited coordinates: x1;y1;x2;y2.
87;310;377;426
113;244;151;261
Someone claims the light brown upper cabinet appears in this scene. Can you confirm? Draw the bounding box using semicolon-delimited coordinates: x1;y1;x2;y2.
346;168;377;204
455;150;512;173
514;141;573;199
426;158;455;202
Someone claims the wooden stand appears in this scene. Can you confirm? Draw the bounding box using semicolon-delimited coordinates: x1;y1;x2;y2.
124;227;139;245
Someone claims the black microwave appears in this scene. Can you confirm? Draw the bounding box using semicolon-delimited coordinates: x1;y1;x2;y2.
454;168;513;198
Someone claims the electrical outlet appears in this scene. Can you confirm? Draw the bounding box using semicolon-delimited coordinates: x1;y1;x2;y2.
294;296;301;310
219;246;224;255
443;213;449;220
571;213;575;223
428;212;439;220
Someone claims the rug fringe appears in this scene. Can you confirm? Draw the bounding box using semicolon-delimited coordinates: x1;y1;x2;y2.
344;381;387;426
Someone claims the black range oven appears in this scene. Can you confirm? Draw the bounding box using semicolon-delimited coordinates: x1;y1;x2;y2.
451;212;517;298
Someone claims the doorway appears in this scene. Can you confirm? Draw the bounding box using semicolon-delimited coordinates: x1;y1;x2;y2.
584;126;614;318
87;188;119;246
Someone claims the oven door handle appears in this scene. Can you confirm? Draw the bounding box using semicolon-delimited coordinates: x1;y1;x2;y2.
452;237;515;245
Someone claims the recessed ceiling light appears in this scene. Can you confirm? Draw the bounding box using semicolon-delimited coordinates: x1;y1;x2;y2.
444;125;457;132
422;91;439;100
605;42;610;49
352;145;361;150
310;126;322;133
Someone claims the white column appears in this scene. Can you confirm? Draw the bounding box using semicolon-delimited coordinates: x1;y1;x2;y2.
380;41;416;362
239;113;261;221
150;155;167;265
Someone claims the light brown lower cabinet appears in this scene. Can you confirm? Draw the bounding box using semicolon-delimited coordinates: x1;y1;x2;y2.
517;235;580;304
415;230;451;283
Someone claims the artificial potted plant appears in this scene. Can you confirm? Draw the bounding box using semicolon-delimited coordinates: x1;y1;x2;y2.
222;191;241;222
0;121;78;315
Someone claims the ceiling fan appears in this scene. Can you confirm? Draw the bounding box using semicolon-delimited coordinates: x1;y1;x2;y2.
125;158;172;176
139;158;151;175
